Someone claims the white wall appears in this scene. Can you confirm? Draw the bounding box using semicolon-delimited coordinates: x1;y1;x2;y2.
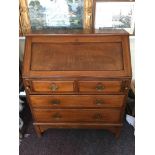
19;37;25;62
19;36;135;79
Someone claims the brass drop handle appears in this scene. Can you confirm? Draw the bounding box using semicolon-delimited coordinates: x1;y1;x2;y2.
25;86;30;91
96;83;104;91
95;99;104;105
52;113;62;120
50;83;59;91
50;99;61;105
93;113;103;120
125;87;128;90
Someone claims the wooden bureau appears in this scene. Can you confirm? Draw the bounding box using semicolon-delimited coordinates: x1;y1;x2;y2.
22;29;132;138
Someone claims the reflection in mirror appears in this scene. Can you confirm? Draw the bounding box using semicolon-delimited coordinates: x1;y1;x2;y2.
27;0;84;30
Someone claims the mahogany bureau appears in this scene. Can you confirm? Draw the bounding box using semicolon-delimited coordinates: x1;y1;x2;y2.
22;30;132;138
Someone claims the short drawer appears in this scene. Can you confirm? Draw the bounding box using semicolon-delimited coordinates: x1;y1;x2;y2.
33;109;121;123
31;81;74;93
79;81;122;93
30;95;125;108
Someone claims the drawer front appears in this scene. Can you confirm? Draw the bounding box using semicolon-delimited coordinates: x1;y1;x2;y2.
33;109;121;123
30;95;125;108
79;81;122;93
31;81;74;93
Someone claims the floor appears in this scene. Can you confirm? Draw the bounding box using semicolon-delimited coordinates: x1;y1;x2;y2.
19;119;135;155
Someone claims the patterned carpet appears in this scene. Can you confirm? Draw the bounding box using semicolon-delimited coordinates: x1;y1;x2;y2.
19;119;135;155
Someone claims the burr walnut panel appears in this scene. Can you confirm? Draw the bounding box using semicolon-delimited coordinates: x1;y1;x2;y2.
31;42;123;71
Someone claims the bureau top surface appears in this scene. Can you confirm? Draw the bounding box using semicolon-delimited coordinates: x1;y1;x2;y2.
25;29;129;36
23;32;132;78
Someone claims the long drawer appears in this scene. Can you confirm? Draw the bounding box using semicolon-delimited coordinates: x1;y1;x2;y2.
30;95;125;108
33;109;121;123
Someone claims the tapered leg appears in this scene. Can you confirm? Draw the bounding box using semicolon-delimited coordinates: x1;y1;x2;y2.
106;127;121;139
115;128;121;139
34;125;42;137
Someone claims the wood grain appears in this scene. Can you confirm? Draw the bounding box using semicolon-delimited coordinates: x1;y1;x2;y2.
31;42;123;71
33;109;121;123
22;31;132;138
29;95;125;108
79;81;122;93
31;81;74;93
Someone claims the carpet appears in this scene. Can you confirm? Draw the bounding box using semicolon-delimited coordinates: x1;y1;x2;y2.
19;119;135;155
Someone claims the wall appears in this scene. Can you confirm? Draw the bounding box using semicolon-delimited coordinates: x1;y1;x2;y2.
19;37;25;62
